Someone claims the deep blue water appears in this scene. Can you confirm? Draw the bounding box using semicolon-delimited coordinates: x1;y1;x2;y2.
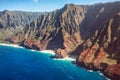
0;45;107;80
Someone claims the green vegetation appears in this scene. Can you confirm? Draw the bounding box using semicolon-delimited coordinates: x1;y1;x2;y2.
0;39;11;44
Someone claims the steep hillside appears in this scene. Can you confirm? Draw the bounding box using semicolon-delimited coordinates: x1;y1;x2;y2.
73;2;120;80
10;4;90;58
0;10;45;40
6;1;120;80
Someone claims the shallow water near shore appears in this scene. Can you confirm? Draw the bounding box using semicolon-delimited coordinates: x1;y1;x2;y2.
0;44;108;80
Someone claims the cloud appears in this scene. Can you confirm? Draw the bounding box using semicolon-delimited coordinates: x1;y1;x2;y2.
33;0;38;3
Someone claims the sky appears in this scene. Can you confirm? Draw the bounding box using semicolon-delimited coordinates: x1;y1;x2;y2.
0;0;119;12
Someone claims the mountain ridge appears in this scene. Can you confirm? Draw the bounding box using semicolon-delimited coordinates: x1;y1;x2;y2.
1;1;120;80
9;4;90;58
0;10;47;40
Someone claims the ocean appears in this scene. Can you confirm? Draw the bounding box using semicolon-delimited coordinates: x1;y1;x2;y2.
0;44;108;80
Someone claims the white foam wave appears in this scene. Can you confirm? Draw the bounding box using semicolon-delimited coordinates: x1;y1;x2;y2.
31;49;36;52
0;43;55;55
97;71;111;80
87;70;94;72
0;43;23;48
54;56;76;61
40;50;55;55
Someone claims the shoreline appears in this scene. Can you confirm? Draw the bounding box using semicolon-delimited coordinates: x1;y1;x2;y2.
0;43;23;48
54;56;76;61
0;43;76;61
87;69;110;80
97;71;111;80
40;50;55;55
78;64;111;80
0;43;110;80
0;43;55;55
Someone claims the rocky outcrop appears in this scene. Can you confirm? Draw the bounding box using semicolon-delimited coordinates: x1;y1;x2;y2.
0;10;45;39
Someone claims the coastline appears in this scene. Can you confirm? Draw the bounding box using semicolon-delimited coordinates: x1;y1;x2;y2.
0;44;110;80
0;43;110;80
0;43;76;61
87;69;110;80
40;50;55;55
77;64;111;80
0;43;55;55
97;71;111;80
0;43;23;48
86;70;110;80
54;56;76;61
87;70;110;80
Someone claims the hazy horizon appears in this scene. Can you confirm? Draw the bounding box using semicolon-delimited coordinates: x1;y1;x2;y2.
0;0;119;12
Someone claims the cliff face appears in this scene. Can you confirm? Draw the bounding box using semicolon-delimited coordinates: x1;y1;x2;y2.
10;4;90;57
0;10;45;39
73;2;120;80
7;1;120;80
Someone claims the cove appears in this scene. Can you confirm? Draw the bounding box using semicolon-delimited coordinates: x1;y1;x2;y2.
0;44;108;80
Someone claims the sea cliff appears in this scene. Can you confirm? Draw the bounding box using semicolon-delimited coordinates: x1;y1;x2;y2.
0;1;120;80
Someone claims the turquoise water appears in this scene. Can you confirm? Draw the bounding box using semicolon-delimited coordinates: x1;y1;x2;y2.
0;45;107;80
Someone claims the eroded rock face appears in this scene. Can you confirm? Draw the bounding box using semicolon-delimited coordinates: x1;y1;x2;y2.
8;1;120;80
0;10;45;39
10;4;90;57
74;2;120;80
105;64;120;80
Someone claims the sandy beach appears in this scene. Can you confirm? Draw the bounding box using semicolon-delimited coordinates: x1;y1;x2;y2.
40;50;55;55
0;43;55;54
0;43;23;48
54;56;76;61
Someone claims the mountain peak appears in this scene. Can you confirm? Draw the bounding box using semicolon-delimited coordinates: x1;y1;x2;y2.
64;4;75;7
63;4;80;9
1;10;12;15
3;10;10;13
